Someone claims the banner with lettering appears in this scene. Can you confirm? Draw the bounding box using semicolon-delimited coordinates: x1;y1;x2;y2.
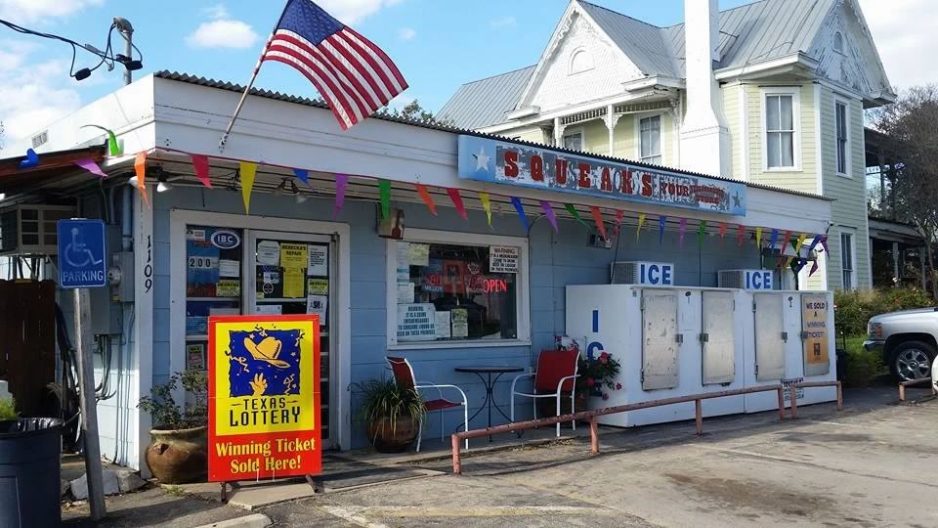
208;315;321;482
456;135;746;216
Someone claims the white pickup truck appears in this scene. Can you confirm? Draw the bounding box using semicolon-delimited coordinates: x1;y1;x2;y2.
864;307;938;383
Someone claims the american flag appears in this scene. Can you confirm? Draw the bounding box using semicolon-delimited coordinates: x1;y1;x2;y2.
261;0;408;130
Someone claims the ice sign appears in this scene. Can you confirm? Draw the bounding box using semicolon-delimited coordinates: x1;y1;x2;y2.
638;262;673;286
744;270;774;290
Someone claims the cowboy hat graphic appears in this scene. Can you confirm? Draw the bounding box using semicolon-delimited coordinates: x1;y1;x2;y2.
243;335;291;369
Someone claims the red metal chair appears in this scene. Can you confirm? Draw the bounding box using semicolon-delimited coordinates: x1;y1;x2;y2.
509;348;581;437
386;356;469;451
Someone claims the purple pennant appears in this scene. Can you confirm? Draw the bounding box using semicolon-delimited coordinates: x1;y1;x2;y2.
74;158;108;178
510;197;529;232
809;260;819;277
820;235;829;254
293;168;309;186
540;201;558;233
678;218;687;247
808;234;822;254
333;174;348;218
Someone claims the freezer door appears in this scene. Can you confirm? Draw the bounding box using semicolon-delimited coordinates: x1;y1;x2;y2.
642;291;679;390
754;293;786;381
802;293;831;376
702;291;735;385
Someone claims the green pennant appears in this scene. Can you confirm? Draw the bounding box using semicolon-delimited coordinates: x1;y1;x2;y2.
378;180;391;220
564;203;590;229
106;130;122;156
697;220;707;246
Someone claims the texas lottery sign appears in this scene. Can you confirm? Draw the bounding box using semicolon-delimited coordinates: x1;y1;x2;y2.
208;315;321;482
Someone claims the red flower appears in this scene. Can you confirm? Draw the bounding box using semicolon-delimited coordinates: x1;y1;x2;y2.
599;355;608;365
586;377;595;387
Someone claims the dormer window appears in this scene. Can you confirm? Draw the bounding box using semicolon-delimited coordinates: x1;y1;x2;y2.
833;32;844;54
569;49;594;75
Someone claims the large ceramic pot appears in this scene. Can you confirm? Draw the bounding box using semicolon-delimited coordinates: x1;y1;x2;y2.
145;425;208;484
366;415;419;453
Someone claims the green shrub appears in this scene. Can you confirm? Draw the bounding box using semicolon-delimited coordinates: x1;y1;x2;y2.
843;338;886;388
0;398;16;421
835;287;933;336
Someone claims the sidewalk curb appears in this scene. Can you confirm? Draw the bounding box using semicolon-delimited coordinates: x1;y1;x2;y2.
192;513;271;528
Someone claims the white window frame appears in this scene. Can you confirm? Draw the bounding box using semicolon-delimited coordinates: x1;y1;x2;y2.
840;230;856;291
562;127;584;151
761;88;802;172
635;113;663;165
834;98;851;177
386;228;531;350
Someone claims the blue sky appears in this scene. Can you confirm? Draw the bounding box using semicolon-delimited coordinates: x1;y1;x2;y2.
0;0;927;151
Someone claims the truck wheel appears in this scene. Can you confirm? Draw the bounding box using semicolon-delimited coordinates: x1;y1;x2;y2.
890;341;937;382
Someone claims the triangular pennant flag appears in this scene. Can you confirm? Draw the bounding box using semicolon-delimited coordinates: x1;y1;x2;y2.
809;260;819;277
779;230;792;255
659;216;667;245
590;206;607;240
479;192;492;226
415;184;437;216
755;227;763;248
106;130;121;156
378;180;392;220
794;233;808;255
540;201;558;233
736;224;746;247
239;161;257;214
678;218;688;247
565;204;590;230
808;234;822;254
190;154;213;189
719;222;728;241
447;188;468;220
293;168;309;186
18;148;39;169
637;213;646;242
134;152;149;208
769;229;779;250
697;220;708;247
74;158;107;178
820;235;829;254
613;210;625;238
784;256;794;268
334;174;348;218
510;197;529;231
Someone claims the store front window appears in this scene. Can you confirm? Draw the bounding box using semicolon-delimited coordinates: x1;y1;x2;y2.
390;232;528;345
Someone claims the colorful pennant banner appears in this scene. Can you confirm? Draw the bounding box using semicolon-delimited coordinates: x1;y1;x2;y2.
415;183;437;215
590;207;607;240
613;210;625;238
447;188;468;220
737;224;746;247
678;218;688;247
769;229;779;250
541;201;558;233
334;174;348;218
565;204;590;230
659;216;667;245
755;227;763;248
378;180;392;220
191;154;213;189
779;230;792;255
134;152;149;208
794;233;808;254
637;213;646;242
479;192;492;226
510;197;528;231
697;220;708;247
293;168;309;186
239;161;257;214
74;158;107;178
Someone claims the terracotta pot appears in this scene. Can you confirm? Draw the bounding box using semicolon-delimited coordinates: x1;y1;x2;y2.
366;415;419;453
145;425;208;484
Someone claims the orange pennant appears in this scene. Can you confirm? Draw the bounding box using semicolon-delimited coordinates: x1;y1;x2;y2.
415;184;437;215
134;152;149;208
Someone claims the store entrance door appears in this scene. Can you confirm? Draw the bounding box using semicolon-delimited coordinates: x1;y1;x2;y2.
247;231;336;448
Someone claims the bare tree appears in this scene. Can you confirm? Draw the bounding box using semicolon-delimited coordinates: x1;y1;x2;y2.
877;85;938;297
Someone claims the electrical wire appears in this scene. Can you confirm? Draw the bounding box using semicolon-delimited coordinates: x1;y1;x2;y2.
0;17;142;80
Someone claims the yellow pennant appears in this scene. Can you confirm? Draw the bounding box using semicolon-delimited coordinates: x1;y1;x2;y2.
479;192;492;226
239;161;257;214
755;227;763;247
636;213;646;241
794;233;808;254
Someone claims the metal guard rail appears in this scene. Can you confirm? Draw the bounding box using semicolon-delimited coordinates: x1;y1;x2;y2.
451;381;844;475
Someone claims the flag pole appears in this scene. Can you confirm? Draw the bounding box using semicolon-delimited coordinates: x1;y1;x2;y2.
218;1;293;152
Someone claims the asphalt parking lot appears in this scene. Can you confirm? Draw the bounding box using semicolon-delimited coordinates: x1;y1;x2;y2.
263;387;938;528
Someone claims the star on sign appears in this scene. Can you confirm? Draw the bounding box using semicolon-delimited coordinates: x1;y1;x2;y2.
473;147;490;172
732;192;741;208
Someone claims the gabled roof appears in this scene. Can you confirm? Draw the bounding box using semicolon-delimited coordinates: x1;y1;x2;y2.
440;0;876;129
437;66;535;130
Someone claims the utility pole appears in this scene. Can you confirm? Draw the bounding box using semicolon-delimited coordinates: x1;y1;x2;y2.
113;17;134;86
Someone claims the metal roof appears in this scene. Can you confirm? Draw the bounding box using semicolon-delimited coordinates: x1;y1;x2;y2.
441;0;838;127
436;66;536;130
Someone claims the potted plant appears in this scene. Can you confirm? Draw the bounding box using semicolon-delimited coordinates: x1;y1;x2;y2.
0;397;15;422
577;351;622;410
137;370;208;484
356;378;425;453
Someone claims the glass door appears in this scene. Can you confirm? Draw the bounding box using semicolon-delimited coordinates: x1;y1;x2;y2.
247;231;335;448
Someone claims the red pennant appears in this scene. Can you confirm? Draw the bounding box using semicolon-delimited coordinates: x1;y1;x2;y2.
719;222;727;240
415;184;437;215
190;154;213;189
736;224;746;247
590;206;607;240
779;230;792;255
613;209;624;237
447;188;467;220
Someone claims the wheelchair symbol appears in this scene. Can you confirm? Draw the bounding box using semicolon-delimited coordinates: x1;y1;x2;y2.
63;227;103;268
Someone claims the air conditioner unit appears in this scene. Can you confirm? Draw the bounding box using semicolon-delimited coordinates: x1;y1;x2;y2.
610;261;674;286
0;205;76;256
718;269;774;290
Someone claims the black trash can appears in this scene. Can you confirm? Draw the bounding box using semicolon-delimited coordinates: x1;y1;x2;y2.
836;348;848;382
0;418;63;528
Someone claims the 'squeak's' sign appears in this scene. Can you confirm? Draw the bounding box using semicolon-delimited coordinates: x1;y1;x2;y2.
208;315;322;482
457;135;746;216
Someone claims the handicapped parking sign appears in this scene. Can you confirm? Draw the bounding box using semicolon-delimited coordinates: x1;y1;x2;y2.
57;219;107;288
